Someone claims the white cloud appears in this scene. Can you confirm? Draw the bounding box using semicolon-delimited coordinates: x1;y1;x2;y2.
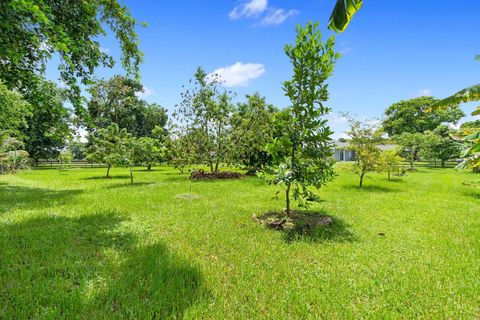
209;62;265;87
229;0;268;20
259;8;299;26
229;0;297;26
416;88;432;97
135;86;155;97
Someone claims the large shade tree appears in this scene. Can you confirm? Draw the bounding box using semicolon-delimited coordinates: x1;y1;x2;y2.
23;79;71;163
383;96;464;137
0;81;31;137
87;75;168;137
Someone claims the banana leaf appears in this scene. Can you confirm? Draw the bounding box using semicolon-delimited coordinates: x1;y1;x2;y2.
430;84;480;114
328;0;363;33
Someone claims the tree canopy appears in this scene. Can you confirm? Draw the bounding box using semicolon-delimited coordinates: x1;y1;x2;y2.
0;81;31;136
22;79;71;162
0;0;143;110
383;96;464;136
87;75;168;137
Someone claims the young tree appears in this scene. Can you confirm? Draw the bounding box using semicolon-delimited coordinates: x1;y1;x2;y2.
421;125;461;167
0;133;30;174
58;149;73;171
86;124;129;178
346;118;382;187
377;149;403;180
432;125;461;167
69;140;87;161
394;132;425;171
174;68;234;172
131;137;164;170
262;22;338;215
230;93;277;174
419;131;442;166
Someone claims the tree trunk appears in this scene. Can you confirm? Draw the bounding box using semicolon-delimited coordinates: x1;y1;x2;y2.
214;161;220;173
106;164;111;178
285;184;291;216
209;161;214;173
410;155;414;171
441;160;445;168
130;165;134;185
359;172;365;188
388;171;391;180
147;164;152;171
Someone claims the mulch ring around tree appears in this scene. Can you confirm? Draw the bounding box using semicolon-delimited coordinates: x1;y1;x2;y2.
253;211;334;232
252;211;357;243
190;169;243;180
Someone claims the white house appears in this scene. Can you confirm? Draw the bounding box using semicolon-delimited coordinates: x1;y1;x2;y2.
333;140;397;162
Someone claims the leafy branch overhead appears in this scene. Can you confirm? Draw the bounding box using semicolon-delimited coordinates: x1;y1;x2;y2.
0;0;144;111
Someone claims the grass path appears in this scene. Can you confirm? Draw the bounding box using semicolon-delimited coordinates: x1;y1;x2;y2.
1;166;479;318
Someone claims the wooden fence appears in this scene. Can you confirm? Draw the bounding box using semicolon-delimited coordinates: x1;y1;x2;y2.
36;160;105;169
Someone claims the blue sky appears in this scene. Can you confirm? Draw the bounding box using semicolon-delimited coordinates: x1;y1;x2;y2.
48;0;480;137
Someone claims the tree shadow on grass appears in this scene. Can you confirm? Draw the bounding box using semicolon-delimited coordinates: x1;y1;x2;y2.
464;190;480;200
0;183;83;215
342;184;400;193
256;210;358;244
82;175;131;180
105;182;157;190
0;211;208;319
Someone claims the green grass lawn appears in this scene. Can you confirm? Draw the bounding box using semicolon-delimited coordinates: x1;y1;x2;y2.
1;165;479;319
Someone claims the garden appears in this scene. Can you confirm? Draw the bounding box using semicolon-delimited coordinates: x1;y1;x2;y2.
1;0;480;318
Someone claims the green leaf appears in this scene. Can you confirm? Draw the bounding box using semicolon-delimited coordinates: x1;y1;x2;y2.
429;84;480;110
328;0;363;33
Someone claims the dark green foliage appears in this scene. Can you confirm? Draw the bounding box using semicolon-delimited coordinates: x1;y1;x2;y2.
421;125;461;167
0;81;31;137
230;93;277;174
22;80;71;163
460;120;480;129
0;0;143;111
87;76;168;137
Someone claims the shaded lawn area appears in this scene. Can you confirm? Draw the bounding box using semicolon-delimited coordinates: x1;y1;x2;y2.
0;165;479;318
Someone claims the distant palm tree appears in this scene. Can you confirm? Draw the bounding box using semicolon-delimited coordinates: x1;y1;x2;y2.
328;0;363;33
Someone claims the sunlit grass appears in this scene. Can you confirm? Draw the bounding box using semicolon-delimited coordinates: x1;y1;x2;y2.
1;165;479;318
